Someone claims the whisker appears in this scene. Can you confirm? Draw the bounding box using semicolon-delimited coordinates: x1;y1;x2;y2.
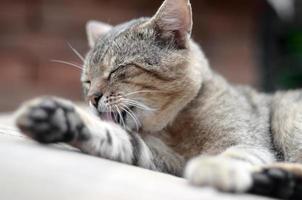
111;106;118;123
121;104;140;123
124;101;153;111
122;98;156;111
120;103;140;131
106;108;110;120
124;90;160;97
115;105;126;129
113;111;118;123
67;42;85;62
108;105;112;119
50;59;83;71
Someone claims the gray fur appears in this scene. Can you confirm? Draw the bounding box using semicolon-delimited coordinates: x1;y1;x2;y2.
15;0;302;194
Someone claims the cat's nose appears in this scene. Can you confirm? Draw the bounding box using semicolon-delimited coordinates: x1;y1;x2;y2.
90;92;103;108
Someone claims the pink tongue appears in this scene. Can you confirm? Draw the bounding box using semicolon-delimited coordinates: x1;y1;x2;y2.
100;112;114;122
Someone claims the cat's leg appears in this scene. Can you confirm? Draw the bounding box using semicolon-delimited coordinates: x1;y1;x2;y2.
15;97;184;176
271;91;302;162
184;145;275;192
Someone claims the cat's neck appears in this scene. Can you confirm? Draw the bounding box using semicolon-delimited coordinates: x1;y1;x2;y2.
163;71;234;158
170;70;231;126
165;40;234;135
141;40;213;133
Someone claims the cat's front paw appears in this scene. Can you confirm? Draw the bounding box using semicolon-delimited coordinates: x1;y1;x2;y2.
16;97;88;143
184;156;253;193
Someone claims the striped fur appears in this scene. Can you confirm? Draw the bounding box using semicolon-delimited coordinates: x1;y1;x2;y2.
14;0;302;198
16;97;184;176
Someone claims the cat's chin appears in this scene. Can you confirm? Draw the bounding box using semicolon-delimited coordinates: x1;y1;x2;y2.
89;103;139;129
89;103;123;124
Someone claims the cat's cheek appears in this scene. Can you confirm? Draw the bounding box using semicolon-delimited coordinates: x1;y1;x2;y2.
137;111;155;129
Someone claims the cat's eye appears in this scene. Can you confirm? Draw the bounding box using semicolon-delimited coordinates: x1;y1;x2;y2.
108;65;127;80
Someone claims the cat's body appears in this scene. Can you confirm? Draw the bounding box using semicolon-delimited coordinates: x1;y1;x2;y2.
164;75;272;160
15;0;302;197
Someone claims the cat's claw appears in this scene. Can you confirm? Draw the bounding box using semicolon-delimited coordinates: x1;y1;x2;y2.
16;97;87;144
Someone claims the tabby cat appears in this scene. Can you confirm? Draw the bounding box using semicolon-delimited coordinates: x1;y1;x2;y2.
15;0;302;198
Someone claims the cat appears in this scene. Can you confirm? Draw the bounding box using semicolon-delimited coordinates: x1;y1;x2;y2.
14;0;302;198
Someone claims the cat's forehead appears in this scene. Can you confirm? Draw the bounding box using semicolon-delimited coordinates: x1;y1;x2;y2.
86;19;146;63
85;18;162;73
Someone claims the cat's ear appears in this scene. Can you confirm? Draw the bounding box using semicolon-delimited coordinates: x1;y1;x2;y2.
86;20;112;48
151;0;192;48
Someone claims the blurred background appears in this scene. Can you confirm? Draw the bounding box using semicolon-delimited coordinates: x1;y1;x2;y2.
0;0;301;112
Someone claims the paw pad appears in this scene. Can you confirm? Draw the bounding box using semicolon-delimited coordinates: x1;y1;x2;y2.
16;98;82;144
249;168;299;199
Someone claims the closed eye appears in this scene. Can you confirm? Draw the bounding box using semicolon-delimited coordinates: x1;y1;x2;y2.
108;65;127;80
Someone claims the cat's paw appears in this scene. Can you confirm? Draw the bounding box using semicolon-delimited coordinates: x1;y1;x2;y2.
15;97;88;143
249;166;299;198
184;156;253;193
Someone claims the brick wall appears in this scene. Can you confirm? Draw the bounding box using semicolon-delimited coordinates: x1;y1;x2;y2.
0;0;265;111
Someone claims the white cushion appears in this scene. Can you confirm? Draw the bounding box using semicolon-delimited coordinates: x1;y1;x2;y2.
0;114;274;200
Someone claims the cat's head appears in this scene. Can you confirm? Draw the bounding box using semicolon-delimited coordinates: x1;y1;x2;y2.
82;0;210;132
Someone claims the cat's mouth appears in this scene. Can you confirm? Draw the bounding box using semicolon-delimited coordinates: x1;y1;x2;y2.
97;105;137;126
99;111;127;124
